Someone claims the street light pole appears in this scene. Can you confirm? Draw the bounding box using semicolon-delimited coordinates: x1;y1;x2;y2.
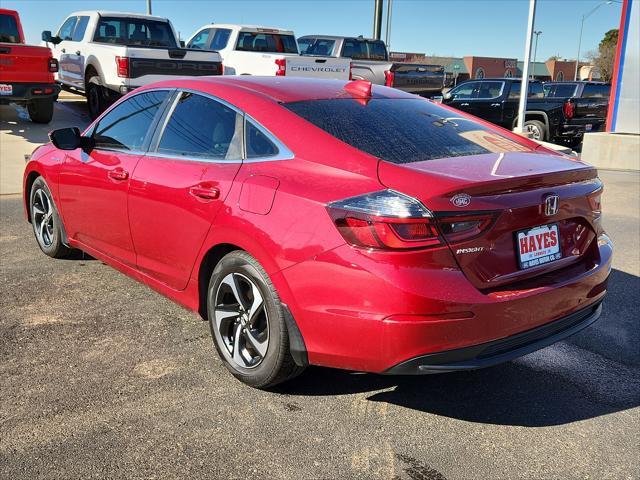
385;0;393;49
514;0;537;135
574;0;617;80
147;0;152;15
532;30;542;79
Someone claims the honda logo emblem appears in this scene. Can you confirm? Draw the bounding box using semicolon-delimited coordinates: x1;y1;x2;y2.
543;194;559;216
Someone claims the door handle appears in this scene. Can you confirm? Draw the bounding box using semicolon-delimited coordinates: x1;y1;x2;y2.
491;103;501;107
61;48;66;53
75;50;81;55
108;167;129;181
460;102;469;106
189;184;220;201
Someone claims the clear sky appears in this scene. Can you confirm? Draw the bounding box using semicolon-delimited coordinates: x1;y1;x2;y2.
4;0;623;61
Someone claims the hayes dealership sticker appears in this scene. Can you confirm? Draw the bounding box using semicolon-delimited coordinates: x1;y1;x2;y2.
451;193;471;207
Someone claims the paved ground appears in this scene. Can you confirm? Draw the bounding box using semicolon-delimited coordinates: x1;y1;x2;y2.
1;99;639;479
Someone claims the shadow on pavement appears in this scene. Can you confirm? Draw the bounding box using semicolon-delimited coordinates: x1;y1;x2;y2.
278;268;640;427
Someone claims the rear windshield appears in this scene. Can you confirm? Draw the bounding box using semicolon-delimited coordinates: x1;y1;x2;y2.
235;31;297;53
284;98;532;164
94;17;177;48
0;14;21;43
544;83;578;98
341;39;387;61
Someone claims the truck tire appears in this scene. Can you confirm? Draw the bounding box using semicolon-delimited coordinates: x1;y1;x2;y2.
27;98;54;124
86;75;111;120
524;120;547;141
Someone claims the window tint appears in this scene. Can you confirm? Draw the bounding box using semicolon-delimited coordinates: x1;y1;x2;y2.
297;38;312;54
0;14;20;43
341;38;387;60
188;28;210;49
476;81;504;99
210;28;231;50
449;82;478;99
303;38;336;56
57;16;77;41
71;16;89;42
235;32;297;53
543;83;578;98
94;17;177;48
582;84;610;98
158;92;242;159
92;91;169;151
284;98;532;164
246;122;278;158
508;81;544;99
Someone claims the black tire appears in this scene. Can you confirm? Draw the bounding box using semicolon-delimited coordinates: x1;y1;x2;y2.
29;176;71;258
86;75;111;120
27;98;54;123
524;119;547;142
207;251;305;389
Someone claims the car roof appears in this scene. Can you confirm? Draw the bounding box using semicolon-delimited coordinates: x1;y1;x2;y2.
70;11;170;22
193;24;294;34
299;35;381;42
142;77;415;104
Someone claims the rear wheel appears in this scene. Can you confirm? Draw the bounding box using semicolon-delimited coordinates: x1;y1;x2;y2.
27;98;54;123
30;177;71;258
207;251;305;389
86;75;112;119
524;120;546;141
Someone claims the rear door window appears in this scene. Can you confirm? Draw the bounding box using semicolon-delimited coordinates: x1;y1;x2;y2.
246;121;278;158
0;13;21;43
284;98;531;164
476;81;504;99
235;31;297;53
341;38;386;60
157;92;242;160
92;91;170;151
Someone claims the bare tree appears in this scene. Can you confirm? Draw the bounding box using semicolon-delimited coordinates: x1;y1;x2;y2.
587;29;619;82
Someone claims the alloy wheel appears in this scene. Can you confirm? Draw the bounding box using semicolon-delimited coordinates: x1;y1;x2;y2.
213;272;269;369
32;188;55;247
525;124;542;140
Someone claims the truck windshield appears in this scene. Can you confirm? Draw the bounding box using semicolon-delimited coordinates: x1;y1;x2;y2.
93;17;177;48
341;39;387;61
284;98;532;164
0;13;21;43
236;31;298;53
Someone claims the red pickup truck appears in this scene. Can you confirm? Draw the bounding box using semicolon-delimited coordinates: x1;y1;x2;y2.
0;8;60;123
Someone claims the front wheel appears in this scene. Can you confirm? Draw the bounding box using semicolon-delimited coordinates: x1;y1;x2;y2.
27;98;54;123
30;176;71;258
207;251;305;389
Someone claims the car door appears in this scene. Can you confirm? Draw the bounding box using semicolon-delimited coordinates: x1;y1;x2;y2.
128;90;244;290
444;81;479;115
63;15;90;89
51;16;77;85
469;80;506;126
58;90;172;267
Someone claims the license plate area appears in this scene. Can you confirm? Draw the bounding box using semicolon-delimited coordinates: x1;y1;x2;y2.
516;223;562;270
0;84;13;95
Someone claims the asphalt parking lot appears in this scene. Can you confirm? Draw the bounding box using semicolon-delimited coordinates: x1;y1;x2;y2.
1;98;639;479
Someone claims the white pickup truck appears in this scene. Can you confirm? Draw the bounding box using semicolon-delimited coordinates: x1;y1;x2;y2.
42;11;223;118
186;24;350;79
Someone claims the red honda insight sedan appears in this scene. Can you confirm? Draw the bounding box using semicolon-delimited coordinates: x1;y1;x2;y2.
24;77;611;388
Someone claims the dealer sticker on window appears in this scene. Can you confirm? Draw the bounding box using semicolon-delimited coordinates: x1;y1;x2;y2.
0;84;13;96
516;223;561;270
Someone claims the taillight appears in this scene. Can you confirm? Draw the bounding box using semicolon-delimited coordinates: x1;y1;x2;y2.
437;213;497;244
115;56;130;78
563;100;575;120
587;188;602;216
275;58;286;76
327;190;442;250
384;70;394;87
48;57;58;73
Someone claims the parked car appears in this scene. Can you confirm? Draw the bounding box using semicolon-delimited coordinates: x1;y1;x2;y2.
298;35;445;96
42;11;223;118
544;81;610;144
0;8;60;123
186;24;350;79
24;77;610;388
442;78;608;147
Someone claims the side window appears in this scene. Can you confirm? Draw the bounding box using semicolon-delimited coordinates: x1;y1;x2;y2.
368;41;387;60
71;16;90;42
92;91;169;151
342;39;365;58
157;92;242;159
528;82;544;98
210;28;231;50
508;82;521;99
582;84;610;98
298;38;312;54
57;17;78;41
476;81;504;99
246;121;278;158
451;82;478;99
188;29;211;49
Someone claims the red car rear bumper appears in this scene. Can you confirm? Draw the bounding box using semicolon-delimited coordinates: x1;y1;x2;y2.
281;234;612;373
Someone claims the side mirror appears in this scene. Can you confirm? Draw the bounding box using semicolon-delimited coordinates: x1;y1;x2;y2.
179;40;185;48
443;92;452;100
42;30;52;42
49;127;93;151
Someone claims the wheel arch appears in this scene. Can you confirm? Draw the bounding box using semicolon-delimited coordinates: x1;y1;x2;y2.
84;59;104;85
24;170;42;223
513;111;550;140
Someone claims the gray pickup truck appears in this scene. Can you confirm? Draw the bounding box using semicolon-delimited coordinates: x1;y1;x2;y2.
298;35;444;97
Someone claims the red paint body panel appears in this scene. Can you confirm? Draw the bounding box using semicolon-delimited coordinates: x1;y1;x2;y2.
23;77;611;374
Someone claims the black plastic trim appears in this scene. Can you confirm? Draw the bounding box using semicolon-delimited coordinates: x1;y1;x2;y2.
281;303;309;367
385;301;602;375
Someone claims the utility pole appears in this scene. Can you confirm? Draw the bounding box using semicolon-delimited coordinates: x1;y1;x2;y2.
514;0;537;136
146;0;152;15
385;0;393;48
532;30;542;79
574;1;617;80
373;0;383;39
